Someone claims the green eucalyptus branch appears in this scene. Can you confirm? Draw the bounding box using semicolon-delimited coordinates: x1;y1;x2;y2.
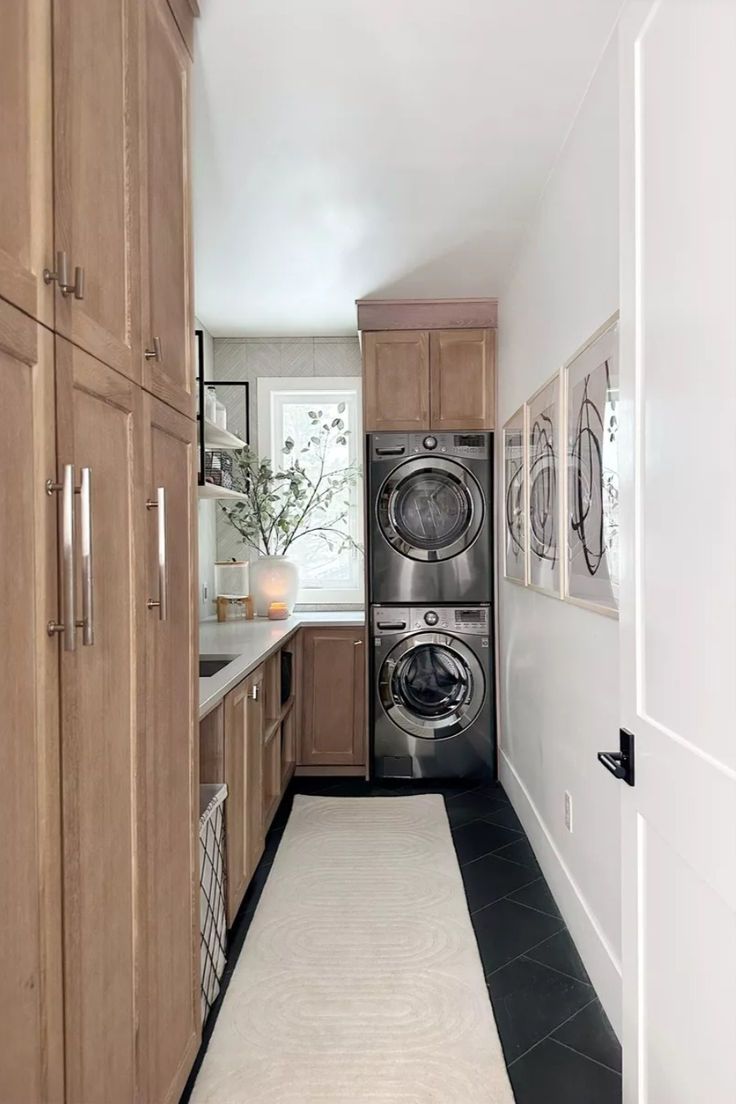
219;407;362;560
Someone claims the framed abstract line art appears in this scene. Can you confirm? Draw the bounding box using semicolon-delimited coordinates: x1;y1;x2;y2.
503;406;527;584
527;373;562;597
564;316;620;616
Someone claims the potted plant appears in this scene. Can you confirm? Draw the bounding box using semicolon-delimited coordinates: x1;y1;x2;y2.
220;406;361;615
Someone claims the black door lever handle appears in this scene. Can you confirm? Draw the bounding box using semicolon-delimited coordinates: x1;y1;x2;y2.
598;729;635;786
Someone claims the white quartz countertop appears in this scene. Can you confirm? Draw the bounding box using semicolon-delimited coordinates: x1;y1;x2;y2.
199;610;366;720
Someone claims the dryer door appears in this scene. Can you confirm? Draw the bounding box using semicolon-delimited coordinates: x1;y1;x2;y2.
376;457;484;561
379;632;485;739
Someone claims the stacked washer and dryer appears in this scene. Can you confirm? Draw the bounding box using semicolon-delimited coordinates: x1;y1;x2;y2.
368;431;495;781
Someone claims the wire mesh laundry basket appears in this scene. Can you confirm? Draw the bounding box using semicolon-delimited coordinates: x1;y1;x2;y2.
199;783;228;1022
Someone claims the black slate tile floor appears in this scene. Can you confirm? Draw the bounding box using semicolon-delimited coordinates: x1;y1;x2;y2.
180;776;621;1104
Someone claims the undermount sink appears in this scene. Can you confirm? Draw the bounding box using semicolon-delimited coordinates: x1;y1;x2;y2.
199;654;239;678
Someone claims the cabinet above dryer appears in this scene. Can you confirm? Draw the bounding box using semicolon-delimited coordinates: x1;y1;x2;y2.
358;300;497;433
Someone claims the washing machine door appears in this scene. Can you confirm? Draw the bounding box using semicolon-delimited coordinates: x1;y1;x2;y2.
376;457;484;562
379;632;485;740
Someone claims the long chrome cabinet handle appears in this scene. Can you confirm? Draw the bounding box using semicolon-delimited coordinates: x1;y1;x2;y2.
79;468;94;645
47;463;77;651
146;487;168;621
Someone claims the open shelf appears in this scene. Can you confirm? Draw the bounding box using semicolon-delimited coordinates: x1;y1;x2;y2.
202;418;247;451
197;482;248;502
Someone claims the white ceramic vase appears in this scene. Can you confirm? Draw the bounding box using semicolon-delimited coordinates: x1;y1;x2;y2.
250;555;300;617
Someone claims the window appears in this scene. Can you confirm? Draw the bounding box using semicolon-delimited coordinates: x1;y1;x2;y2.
257;378;364;605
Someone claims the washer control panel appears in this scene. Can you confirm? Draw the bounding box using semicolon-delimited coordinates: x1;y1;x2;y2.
373;605;490;637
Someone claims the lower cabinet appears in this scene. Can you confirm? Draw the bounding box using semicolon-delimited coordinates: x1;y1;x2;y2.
223;668;265;924
299;628;366;768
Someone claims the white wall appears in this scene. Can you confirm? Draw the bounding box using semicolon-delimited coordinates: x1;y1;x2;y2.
497;37;622;1032
196;318;217;620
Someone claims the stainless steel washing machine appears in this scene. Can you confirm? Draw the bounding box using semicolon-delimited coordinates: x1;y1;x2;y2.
368;432;493;604
372;604;494;780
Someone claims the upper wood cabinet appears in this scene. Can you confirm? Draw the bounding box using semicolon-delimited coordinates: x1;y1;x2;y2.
300;628;366;767
52;0;142;384
0;0;53;328
430;328;495;431
140;0;195;418
224;668;265;924
139;394;199;1103
363;331;430;432
0;301;64;1103
55;336;144;1104
363;328;496;432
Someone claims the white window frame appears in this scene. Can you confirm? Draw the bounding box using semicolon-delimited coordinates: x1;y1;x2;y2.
257;377;364;606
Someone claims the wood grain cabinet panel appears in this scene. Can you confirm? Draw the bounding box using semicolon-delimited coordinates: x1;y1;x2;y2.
0;301;64;1103
0;0;53;327
299;629;366;767
139;394;199;1103
140;0;195;418
55;336;143;1104
224;669;265;924
429;329;495;430
52;0;141;382
363;331;430;431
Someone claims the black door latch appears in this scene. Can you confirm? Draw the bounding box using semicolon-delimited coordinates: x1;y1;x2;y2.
598;728;635;786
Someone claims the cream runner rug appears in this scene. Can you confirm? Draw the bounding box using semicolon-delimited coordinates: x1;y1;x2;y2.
191;795;515;1103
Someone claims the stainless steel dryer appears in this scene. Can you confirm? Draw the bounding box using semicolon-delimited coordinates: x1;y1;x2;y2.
372;604;494;780
368;432;493;604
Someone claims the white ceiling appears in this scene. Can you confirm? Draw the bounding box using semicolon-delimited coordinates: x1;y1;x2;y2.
193;0;621;337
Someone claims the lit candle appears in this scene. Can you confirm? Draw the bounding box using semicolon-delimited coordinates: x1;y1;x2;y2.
267;601;289;620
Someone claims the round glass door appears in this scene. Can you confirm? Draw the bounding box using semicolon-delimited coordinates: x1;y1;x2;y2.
379;633;485;740
377;458;484;561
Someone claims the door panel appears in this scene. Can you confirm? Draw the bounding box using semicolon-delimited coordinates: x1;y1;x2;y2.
55;336;143;1103
224;670;265;924
430;329;494;430
141;0;194;417
53;0;141;381
0;0;53;326
300;629;365;766
0;303;64;1102
140;394;199;1102
619;3;736;1100
363;331;430;432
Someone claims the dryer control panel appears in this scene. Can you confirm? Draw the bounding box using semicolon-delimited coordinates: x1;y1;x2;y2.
370;432;491;460
373;605;490;637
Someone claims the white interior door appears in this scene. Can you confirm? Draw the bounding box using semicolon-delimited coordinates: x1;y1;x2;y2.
617;2;736;1102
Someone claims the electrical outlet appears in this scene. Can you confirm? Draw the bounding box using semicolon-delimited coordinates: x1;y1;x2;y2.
564;791;573;832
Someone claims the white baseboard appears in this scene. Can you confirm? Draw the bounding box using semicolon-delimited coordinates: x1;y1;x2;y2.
499;749;622;1038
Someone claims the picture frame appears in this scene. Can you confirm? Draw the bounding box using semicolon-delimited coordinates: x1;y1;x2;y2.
502;405;528;585
526;372;562;598
563;315;620;617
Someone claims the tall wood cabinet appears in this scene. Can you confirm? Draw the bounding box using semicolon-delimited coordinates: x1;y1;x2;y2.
363;326;496;432
140;0;195;417
0;0;53;329
0;301;64;1104
53;0;142;382
0;2;200;1102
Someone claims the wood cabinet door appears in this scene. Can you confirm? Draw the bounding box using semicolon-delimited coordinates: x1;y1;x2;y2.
55;336;144;1104
52;0;141;382
363;331;430;431
429;329;495;430
0;0;53;327
140;0;195;418
300;629;366;767
0;302;64;1102
139;394;199;1103
224;668;265;924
